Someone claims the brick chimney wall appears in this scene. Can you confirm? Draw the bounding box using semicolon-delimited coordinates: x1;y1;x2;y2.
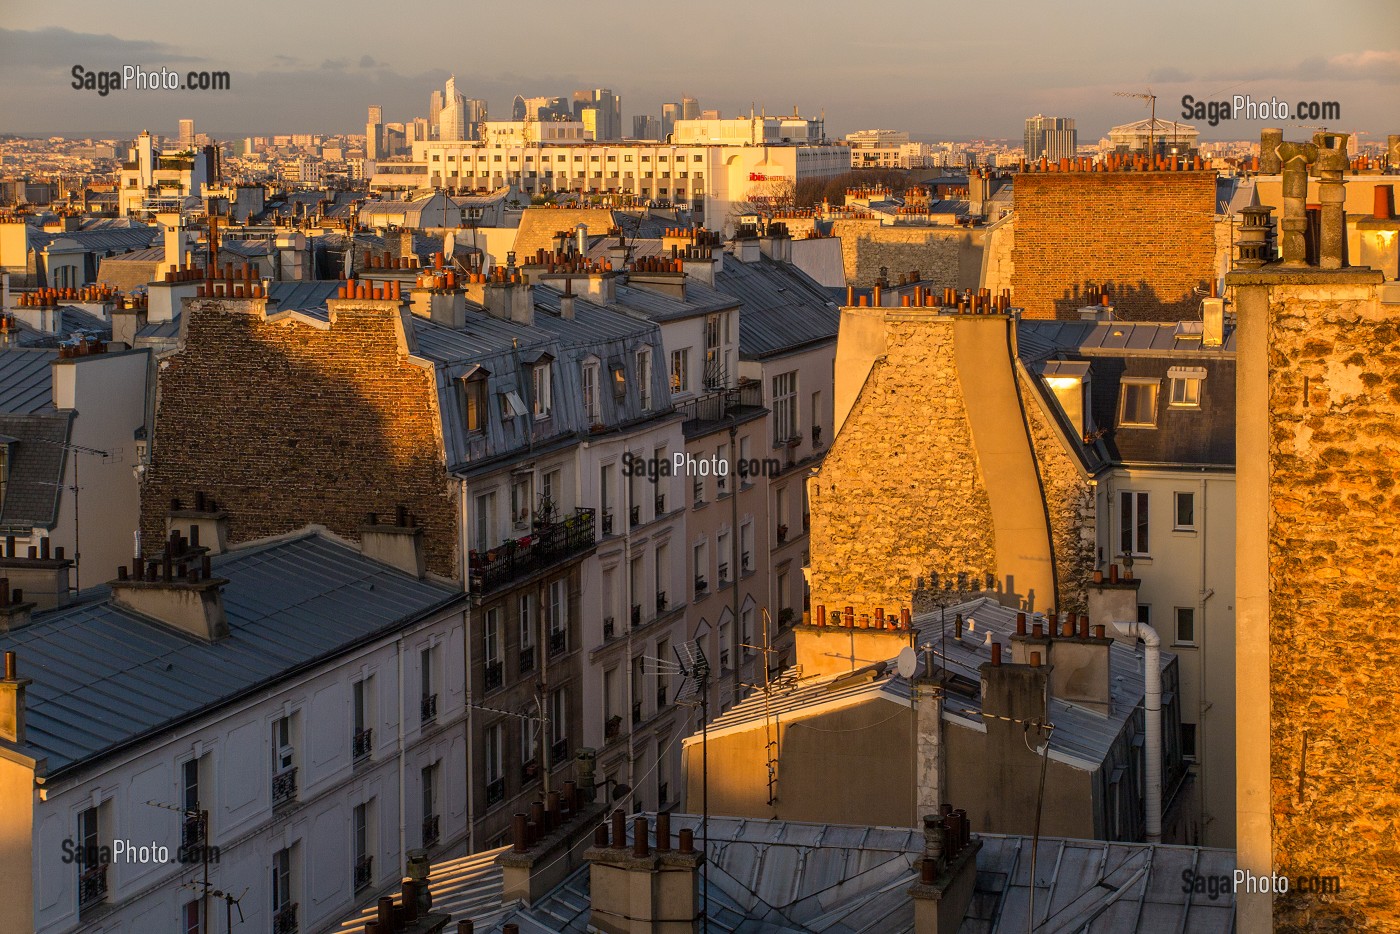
1013;172;1216;321
139;297;457;575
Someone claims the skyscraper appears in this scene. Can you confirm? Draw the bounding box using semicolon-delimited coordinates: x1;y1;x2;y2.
464;99;487;139
1024;114;1077;162
429;90;443;134
365;106;383;160
178;119;195;149
438;76;466;141
661;102;681;139
680;96;700;120
572;89;622;140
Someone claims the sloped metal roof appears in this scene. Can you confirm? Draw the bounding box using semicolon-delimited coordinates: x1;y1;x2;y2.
0;531;461;777
0;349;59;414
0;411;72;529
712;257;840;359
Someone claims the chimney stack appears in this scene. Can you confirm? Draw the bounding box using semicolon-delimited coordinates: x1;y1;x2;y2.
0;537;74;610
0;650;33;745
360;508;427;579
166;492;230;555
585;812;703;933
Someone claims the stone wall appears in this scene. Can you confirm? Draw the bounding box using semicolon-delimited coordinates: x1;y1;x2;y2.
140;297;458;576
832;220;985;290
1012;172;1216;320
1019;370;1096;613
809;315;997;612
1263;281;1399;931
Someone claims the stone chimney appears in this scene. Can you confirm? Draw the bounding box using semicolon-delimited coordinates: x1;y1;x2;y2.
758;223;792;264
1087;564;1142;639
1047;612;1113;716
410;280;467;330
586;811;702;934
166;492;229;555
0;651;32;745
497;783;605;906
111;531;228;642
0;579;36;634
0;536;72;610
360;506;426;579
795;606;915;677
908;806;982;934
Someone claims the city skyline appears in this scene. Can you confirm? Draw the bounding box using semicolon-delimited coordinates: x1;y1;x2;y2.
2;0;1396;140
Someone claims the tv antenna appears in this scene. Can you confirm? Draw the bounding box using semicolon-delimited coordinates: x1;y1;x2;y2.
1115;88;1158;155
671;639;712;934
468;694;552;795
29;437;113;591
146;798;221;931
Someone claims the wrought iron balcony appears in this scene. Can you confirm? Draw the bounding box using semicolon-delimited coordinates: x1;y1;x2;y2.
484;661;503;691
272;767;298;806
548;628;567;657
78;863;108;913
181;813;206;849
353;728;373;762
518;646;536;674
354;855;374;893
632;701;643;725
421;693;438;724
602;509;614;535
674;381;764;424
603;616;615;640
423;813;441;845
694;576;707;595
551;738;568;762
605;715;622;740
469;508;596;594
631;604;642;629
654;494;666;515
273;903;299;934
656;591;668;613
630;505;640;528
521;759;540;785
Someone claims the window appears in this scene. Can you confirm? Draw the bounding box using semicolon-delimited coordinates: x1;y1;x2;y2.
420;646;438;723
811;391;823;445
182;756;207;846
693;541;708;593
1168;367;1206;407
716;444;729;495
670;348;689;394
704;314;723;388
773;372;798;442
183;899;201;934
1181;723;1198;760
271;847;295;931
511;475;533;528
1118;379;1159;427
521;713;540;774
460;372;488;433
421;762;440;844
549;688;568;757
1175;607;1196;646
637;348;652;410
352;678;372;760
719;617;732;670
473;491;497;552
656;639;670;708
548;579;567;654
693;472;705;505
518;593;536;671
484;608;503;690
1119;491;1149;556
353;801;373;893
740;521;753;573
1137;604;1152;624
582;361;600;420
484;724;503;785
717;530;731;583
272;716;297;804
611;364;627;399
740;605;754;658
1174;491;1196;530
77;804;108;913
532;362;552;418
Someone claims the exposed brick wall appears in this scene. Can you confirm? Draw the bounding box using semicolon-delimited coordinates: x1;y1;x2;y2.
1019;371;1095;613
140;298;458;576
832;220;983;290
1264;283;1400;931
1012;172;1216;321
810;316;997;612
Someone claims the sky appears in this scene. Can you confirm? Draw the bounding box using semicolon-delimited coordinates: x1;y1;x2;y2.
1;0;1396;142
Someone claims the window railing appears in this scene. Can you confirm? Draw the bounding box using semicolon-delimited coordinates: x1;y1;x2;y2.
695;576;707;595
484;661;503;691
548;628;567;657
354;855;374;893
631;604;642;629
353;728;373;762
718;562;730;584
420;693;439;724
605;715;622;740
272;767;298;806
422;813;441;845
812;424;823;447
551;738;568;762
469;508;596;594
273;903;299;934
603;616;616;640
181;813;206;849
656;591;668;613
630;505;641;528
78;863;108;913
742;551;752;572
521;759;540;785
518;646;536;674
655;494;666;515
602;509;614;535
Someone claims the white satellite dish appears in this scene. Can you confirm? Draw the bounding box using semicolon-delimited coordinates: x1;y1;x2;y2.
443;231;456;259
895;646;919;680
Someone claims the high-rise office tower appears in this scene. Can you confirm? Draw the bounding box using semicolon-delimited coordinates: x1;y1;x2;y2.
365;106;383;160
438;76;466;141
429;90;444;133
680;96;700;120
1024;114;1077;162
632;115;661;140
178;119;195;149
572;89;622;140
464;99;487;139
661;102;681;139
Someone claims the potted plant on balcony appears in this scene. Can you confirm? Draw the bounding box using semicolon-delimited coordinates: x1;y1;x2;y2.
779;607;795;626
606;714;623;740
776;524;788;544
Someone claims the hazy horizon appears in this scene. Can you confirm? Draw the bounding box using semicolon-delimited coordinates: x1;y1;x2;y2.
2;0;1396;142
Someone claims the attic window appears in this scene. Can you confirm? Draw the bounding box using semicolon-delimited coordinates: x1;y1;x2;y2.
611;364;627;399
1118;378;1159;428
1168;366;1207;408
459;368;490;434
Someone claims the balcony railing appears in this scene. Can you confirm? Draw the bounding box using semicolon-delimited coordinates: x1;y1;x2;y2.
603;617;615;640
631;604;642;629
273;903;299;934
602;509;614;535
423;813;441;845
718;562;730;584
695;576;707;595
272;767;298;806
354;855;374;893
674;381;764;425
421;693;438;724
353;728;373;762
518;646;536;674
469;508;596;594
484;661;503;691
181;813;206;849
78;863;108;913
630;505;641;528
656;591;668;613
548;628;567;657
551;738;568;762
605;715;622;740
521;759;540;785
655;494;666;515
632;701;643;725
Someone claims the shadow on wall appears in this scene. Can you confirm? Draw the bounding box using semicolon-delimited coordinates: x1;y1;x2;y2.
138;301;456;576
912;570;1043;616
1052;279;1207;322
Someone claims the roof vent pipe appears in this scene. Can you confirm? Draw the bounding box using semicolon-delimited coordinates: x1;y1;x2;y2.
1114;620;1162;843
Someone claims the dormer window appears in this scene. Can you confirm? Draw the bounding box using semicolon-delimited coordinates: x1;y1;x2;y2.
458;368;490;434
1118;378;1159;428
611;364;627;400
1168;367;1206;408
532;362;552;419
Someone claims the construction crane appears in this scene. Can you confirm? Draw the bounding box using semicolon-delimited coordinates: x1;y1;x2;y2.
1116;89;1158;156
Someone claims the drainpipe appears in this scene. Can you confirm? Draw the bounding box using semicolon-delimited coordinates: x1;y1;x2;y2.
1114;620;1162;842
397;634;406;864
459;476;476;853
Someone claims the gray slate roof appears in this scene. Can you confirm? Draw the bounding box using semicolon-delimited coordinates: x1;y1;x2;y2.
0;530;460;777
0;350;59;414
713;256;840;359
0;411;72;529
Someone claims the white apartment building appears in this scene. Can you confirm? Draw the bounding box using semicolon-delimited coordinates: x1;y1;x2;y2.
0;528;469;934
117;132;214;217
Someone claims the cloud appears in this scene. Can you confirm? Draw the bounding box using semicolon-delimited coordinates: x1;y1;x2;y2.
359;55;377;69
1147;66;1193;84
1323;49;1400;79
0;27;201;70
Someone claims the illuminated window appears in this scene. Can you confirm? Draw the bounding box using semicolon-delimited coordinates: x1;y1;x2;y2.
1118;378;1159;427
1168;367;1206;407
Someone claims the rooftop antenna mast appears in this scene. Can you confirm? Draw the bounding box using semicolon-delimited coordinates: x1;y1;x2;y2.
1115;88;1158;156
672;639;712;934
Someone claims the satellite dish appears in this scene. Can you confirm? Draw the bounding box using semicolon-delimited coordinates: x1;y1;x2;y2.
896;646;919;680
443;231;456;259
